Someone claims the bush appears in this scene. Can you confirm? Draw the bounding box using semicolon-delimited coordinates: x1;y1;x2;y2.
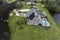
19;25;24;29
56;8;60;13
17;17;27;25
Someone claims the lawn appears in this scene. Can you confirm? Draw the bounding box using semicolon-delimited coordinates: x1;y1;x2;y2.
8;4;60;40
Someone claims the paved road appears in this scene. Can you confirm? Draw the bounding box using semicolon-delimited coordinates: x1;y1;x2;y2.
0;0;16;21
0;0;17;40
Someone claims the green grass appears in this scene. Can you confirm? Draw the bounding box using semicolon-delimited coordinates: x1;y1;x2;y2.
8;4;60;40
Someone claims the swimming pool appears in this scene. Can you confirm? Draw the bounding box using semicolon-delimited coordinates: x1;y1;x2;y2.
42;18;50;26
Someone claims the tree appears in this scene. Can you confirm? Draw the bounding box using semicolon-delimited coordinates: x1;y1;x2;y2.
42;0;60;13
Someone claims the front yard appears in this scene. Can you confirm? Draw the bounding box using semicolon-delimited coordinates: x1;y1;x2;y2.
8;4;60;40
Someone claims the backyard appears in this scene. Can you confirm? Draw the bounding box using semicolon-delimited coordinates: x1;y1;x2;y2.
8;3;60;40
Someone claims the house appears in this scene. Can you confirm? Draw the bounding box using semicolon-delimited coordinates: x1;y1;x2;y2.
26;6;42;25
26;6;50;26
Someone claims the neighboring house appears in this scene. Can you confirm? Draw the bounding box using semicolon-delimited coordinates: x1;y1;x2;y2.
26;6;50;26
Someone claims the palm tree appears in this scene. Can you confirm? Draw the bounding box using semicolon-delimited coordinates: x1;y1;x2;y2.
15;1;24;10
